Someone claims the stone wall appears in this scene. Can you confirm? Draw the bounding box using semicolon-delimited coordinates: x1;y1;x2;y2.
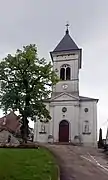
0;130;19;145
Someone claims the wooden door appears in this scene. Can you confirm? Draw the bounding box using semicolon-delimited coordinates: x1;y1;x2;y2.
59;120;69;142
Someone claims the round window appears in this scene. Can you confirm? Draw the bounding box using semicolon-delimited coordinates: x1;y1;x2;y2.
84;108;88;112
62;107;67;113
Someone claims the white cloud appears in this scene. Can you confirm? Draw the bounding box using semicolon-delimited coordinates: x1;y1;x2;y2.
0;0;108;136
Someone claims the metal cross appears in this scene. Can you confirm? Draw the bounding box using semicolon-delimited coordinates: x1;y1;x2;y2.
66;22;69;30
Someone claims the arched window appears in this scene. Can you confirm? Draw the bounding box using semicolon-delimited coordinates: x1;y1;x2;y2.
60;68;65;80
60;64;71;80
66;67;71;80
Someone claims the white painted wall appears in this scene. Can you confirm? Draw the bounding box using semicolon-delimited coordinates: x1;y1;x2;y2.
34;102;53;143
34;120;49;143
34;99;97;146
53;59;79;80
54;81;79;94
53;53;79;94
79;101;97;146
50;100;79;142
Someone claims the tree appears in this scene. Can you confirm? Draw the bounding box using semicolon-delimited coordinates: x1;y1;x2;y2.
0;44;58;142
98;128;103;148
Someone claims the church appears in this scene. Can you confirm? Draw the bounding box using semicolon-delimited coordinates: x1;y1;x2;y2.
34;26;98;146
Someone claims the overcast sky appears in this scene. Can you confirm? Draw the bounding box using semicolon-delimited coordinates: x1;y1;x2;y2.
0;0;108;137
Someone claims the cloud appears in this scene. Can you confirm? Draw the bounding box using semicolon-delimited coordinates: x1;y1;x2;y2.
0;0;108;135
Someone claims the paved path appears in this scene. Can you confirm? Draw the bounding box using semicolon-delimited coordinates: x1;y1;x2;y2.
45;144;108;180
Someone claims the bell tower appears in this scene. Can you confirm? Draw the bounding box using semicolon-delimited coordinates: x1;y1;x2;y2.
50;24;82;97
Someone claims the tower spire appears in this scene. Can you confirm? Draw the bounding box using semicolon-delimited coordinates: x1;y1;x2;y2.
65;22;69;34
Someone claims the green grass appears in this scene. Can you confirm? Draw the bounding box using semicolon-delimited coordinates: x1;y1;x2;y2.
0;148;58;180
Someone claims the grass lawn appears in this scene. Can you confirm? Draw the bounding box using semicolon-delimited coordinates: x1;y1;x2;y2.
0;148;58;180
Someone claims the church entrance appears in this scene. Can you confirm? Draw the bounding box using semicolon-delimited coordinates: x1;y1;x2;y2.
59;120;69;142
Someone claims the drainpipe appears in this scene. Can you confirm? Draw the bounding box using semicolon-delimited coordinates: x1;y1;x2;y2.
52;105;55;143
78;102;81;144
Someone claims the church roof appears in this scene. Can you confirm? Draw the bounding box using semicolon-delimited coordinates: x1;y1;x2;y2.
79;96;99;102
53;29;79;52
43;94;98;103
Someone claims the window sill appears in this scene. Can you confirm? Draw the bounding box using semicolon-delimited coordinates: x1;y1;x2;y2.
82;132;91;135
39;132;47;134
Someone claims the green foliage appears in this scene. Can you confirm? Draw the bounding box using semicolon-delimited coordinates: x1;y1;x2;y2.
0;44;59;141
0;44;58;121
98;128;103;148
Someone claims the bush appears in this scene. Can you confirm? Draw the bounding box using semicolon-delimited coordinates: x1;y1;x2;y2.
0;143;39;149
18;143;39;149
98;128;103;148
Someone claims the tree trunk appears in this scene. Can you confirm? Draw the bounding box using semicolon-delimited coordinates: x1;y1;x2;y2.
22;79;30;143
21;116;28;144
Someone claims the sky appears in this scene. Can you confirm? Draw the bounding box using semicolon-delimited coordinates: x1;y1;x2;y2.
0;0;108;138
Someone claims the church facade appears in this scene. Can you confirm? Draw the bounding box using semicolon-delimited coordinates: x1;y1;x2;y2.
34;27;98;146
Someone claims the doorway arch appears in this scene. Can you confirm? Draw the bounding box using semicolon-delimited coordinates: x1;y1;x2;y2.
59;120;69;142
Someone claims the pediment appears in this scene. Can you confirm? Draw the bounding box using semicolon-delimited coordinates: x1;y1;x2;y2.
51;92;79;101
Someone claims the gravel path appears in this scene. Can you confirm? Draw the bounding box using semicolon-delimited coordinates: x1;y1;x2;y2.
45;144;108;180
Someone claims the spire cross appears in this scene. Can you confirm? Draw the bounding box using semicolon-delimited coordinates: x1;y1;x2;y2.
65;22;69;34
66;22;69;29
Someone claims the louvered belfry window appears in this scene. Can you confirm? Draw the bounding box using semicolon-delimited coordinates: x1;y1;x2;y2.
60;64;71;80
